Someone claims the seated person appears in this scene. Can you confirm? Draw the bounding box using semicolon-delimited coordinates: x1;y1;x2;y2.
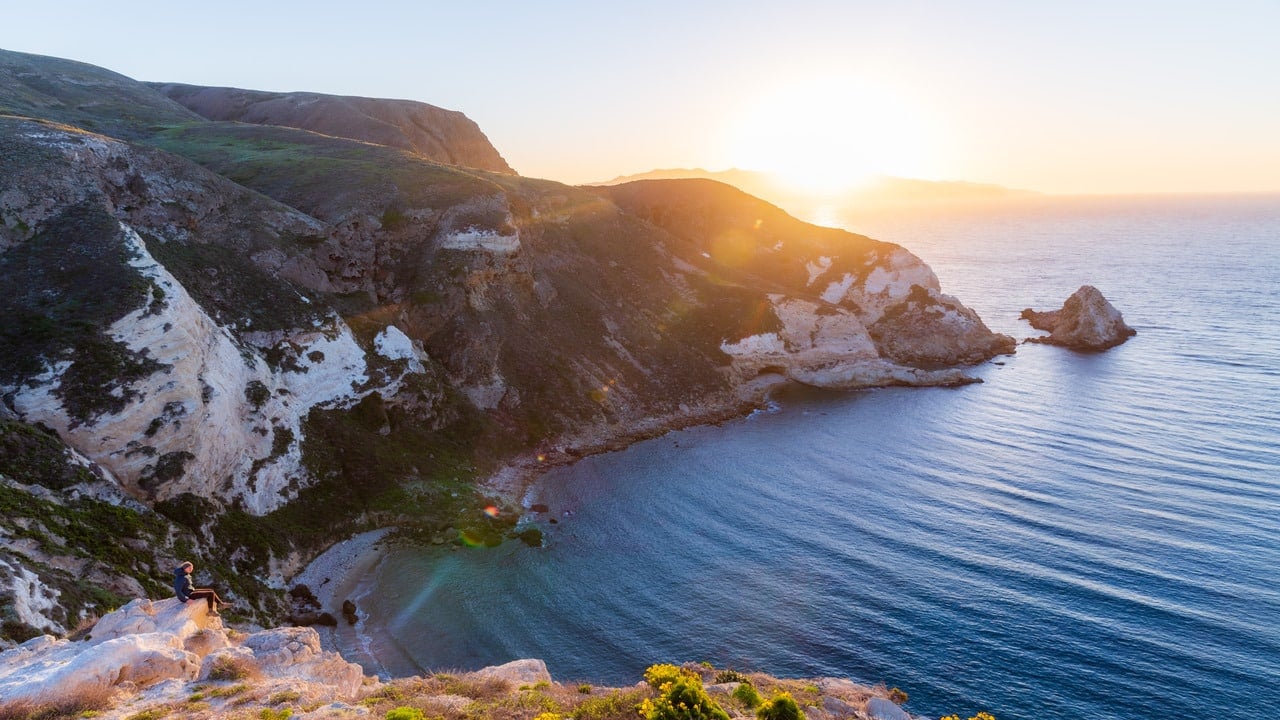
173;561;232;615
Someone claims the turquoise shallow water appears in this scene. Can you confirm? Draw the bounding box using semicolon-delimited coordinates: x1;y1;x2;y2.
355;195;1280;720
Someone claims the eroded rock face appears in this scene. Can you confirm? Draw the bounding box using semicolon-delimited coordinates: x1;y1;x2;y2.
870;285;1017;367
1021;285;1136;350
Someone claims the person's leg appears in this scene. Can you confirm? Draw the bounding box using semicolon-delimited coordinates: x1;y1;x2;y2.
188;589;217;611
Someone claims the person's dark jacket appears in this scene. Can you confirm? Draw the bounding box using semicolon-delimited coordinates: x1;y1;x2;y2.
174;566;194;602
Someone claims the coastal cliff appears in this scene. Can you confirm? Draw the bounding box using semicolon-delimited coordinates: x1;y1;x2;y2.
0;47;1012;643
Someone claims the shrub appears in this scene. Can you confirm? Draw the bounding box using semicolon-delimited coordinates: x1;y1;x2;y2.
270;690;302;705
888;687;909;705
756;692;804;720
640;675;729;720
207;654;258;681
732;683;762;709
578;684;593;694
386;708;426;720
571;687;649;720
643;664;690;690
260;709;293;720
714;670;751;685
940;714;996;720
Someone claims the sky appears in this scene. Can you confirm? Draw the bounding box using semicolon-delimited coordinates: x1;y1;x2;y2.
3;0;1278;194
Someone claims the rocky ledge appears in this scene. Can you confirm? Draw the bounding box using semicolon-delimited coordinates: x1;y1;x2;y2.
1020;285;1135;350
0;599;927;720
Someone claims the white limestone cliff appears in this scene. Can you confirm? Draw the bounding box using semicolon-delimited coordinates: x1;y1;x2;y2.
4;224;425;514
720;294;980;389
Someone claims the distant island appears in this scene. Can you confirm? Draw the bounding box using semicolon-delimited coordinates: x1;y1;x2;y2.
591;168;1039;218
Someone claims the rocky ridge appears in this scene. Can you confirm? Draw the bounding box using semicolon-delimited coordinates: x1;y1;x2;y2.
151;82;516;175
1;47;1013;641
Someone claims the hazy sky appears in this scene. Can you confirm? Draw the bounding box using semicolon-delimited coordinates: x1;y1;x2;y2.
4;1;1278;193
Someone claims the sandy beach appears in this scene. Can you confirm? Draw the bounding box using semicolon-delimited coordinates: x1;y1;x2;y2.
291;528;412;676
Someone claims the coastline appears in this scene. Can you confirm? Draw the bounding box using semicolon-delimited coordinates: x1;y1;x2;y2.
292;527;407;676
292;385;777;676
292;371;983;679
482;376;785;504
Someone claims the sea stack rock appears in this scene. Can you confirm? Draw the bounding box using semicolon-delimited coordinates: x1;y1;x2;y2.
1021;285;1136;350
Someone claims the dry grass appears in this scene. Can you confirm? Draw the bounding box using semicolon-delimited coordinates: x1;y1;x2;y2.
63;614;99;642
206;654;262;682
356;673;656;720
0;683;115;720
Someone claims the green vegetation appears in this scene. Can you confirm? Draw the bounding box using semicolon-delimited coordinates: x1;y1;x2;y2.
207;655;256;682
244;381;271;410
755;692;803;720
0;203;162;423
267;691;301;705
384;708;426;720
0;478;174;642
713;669;751;685
571;688;649;720
146;236;319;333
639;665;729;720
0;421;97;491
146;122;501;226
941;714;996;720
732;683;762;709
56;336;166;425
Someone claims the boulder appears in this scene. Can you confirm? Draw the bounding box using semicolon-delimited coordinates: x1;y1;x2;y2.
87;597;215;644
468;658;553;686
0;631;199;704
240;626;365;697
864;697;910;720
821;695;859;717
1021;285;1136;350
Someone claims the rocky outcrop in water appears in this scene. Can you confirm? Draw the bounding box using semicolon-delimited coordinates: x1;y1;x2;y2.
1021;285;1136;350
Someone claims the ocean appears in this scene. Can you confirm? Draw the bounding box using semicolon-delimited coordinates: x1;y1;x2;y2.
349;194;1280;720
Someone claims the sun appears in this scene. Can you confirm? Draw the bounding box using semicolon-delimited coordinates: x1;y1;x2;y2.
723;75;941;196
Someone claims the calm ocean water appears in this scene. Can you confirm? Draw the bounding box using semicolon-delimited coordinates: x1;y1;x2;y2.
353;195;1280;720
